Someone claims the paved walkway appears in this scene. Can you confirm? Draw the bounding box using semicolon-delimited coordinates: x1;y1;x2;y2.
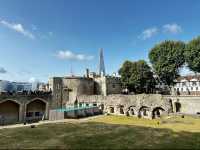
0;115;104;130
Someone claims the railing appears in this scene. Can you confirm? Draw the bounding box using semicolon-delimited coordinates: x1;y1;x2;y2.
56;106;98;112
0;91;52;97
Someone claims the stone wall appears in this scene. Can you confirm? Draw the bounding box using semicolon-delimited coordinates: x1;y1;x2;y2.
164;95;200;115
0;94;52;124
62;77;95;105
94;76;122;96
78;94;172;119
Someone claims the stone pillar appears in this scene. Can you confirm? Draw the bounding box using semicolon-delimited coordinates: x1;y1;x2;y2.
45;102;49;119
19;104;23;122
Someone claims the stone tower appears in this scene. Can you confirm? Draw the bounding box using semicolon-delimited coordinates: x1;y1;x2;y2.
98;48;106;76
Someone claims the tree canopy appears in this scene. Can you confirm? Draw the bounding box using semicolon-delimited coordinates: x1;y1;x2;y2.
149;40;185;86
185;36;200;73
119;60;155;93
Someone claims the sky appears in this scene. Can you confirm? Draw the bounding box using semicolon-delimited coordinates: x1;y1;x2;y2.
0;0;200;82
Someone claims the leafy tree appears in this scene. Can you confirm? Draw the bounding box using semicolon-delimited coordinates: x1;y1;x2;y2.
119;60;155;93
185;36;200;73
149;40;185;86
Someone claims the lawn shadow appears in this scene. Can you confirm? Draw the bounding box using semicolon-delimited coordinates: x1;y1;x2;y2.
0;121;200;149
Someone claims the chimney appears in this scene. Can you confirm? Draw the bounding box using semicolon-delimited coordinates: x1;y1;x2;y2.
86;68;89;78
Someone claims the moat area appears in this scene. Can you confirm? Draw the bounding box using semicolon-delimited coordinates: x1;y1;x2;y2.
1;115;200;149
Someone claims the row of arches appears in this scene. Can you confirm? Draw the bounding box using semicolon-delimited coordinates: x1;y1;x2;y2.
107;105;166;119
0;99;47;125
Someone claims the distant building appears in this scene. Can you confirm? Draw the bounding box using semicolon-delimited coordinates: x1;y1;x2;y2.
12;82;32;92
0;80;33;92
0;80;13;92
174;75;200;95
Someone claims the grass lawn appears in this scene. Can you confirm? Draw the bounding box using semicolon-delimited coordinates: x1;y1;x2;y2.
1;115;200;149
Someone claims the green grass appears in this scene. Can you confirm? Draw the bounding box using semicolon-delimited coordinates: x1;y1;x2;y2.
1;115;200;149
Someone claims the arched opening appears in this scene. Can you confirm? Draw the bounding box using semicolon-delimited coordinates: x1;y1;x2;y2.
128;106;136;116
0;100;20;125
119;105;124;114
139;106;150;118
99;104;104;110
152;107;165;119
175;102;181;113
169;99;173;113
26;99;46;122
109;106;114;113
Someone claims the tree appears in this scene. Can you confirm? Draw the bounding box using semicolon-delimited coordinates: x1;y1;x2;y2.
149;40;185;86
185;36;200;73
119;60;155;93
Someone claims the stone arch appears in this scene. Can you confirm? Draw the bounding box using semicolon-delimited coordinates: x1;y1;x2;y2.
108;106;115;113
127;106;137;116
25;98;48;122
138;106;151;118
0;99;21;125
117;105;125;115
168;99;173;113
152;107;165;119
98;104;104;111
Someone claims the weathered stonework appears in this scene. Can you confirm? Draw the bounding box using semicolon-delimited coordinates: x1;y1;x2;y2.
77;94;172;119
164;95;200;115
0;93;52;124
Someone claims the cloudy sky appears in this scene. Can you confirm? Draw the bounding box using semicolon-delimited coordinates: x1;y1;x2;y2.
0;0;199;82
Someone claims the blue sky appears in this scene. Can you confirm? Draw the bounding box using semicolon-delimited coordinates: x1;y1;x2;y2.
0;0;200;82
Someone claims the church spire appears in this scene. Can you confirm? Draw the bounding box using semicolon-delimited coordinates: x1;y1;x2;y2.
99;48;106;76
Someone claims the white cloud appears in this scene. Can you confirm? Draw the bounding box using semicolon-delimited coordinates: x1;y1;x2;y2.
56;50;94;61
0;20;35;39
139;27;158;40
163;23;182;34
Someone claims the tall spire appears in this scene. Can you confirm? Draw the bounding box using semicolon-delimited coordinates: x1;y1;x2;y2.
99;48;106;76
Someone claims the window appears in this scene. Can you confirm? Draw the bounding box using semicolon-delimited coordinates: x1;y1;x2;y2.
86;103;89;107
93;103;97;106
35;112;40;117
181;88;183;92
79;103;82;107
192;81;197;86
26;112;33;117
191;87;193;91
197;87;199;91
112;84;115;88
182;82;186;86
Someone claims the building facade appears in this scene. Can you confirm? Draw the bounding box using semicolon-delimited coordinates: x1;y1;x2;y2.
174;75;200;95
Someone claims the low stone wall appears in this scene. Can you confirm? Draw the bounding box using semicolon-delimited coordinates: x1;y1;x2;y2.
78;94;172;119
49;107;102;120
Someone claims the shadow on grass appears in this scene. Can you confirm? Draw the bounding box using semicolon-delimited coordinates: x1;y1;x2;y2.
0;121;200;149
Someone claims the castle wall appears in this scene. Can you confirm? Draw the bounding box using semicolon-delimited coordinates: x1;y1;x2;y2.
0;94;52;125
62;77;94;105
165;95;200;114
94;76;122;96
77;94;172;119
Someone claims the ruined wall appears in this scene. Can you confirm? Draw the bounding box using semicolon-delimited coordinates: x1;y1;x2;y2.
78;94;172;119
165;95;200;114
